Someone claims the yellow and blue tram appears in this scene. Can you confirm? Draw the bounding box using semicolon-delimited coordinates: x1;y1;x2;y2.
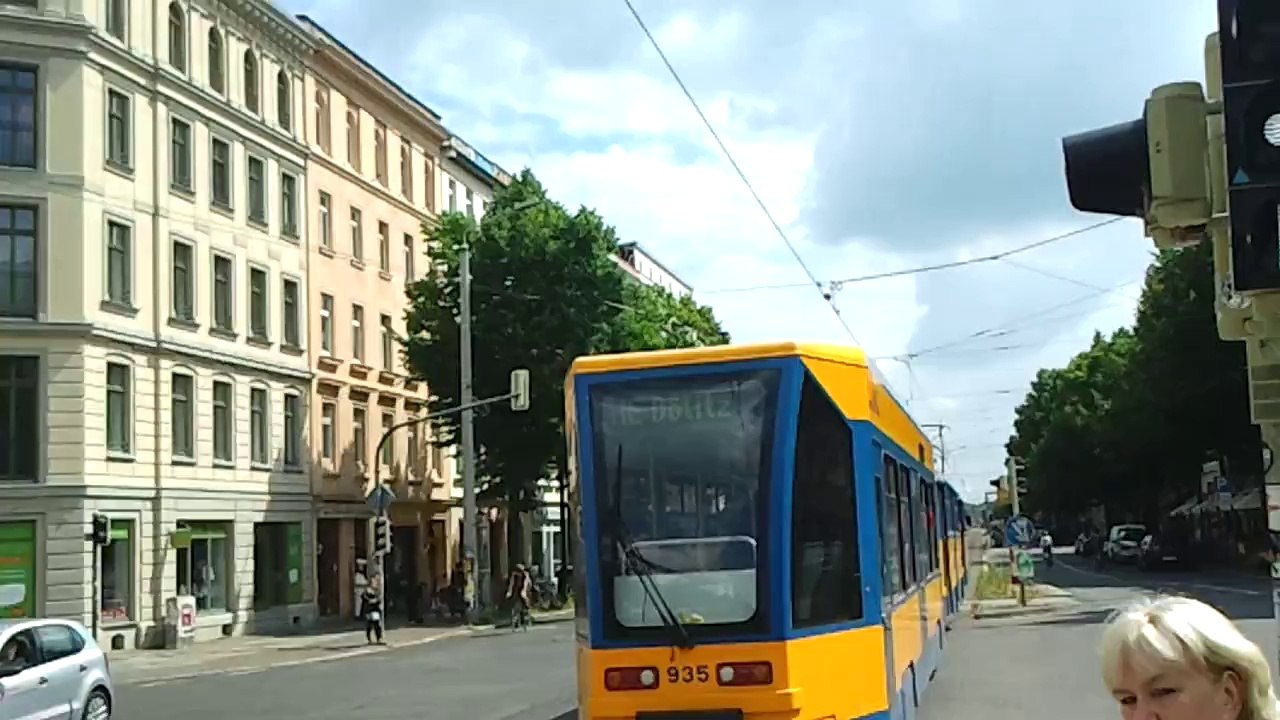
564;342;967;720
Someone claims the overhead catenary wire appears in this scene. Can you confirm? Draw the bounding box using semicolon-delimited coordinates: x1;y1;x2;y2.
700;217;1127;295
619;0;866;347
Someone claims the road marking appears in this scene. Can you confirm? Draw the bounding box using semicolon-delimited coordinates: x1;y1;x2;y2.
1057;560;1266;597
129;628;471;688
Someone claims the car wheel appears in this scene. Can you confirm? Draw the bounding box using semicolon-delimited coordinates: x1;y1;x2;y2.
83;688;111;720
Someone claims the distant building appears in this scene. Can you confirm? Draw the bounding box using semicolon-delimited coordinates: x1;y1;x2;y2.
614;242;692;297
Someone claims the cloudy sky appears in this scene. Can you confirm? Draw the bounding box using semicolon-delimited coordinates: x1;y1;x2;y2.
279;0;1217;503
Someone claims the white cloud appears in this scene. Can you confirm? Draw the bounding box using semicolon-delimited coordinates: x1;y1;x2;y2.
279;0;1214;502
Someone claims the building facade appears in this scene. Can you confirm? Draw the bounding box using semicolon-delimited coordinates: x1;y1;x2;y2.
0;0;320;648
614;241;692;297
298;17;457;621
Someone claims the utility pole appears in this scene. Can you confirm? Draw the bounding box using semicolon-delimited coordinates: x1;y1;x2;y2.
922;423;948;479
459;238;479;622
1006;456;1021;518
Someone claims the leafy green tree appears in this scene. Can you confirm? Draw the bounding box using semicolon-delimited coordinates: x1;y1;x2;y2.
402;169;730;562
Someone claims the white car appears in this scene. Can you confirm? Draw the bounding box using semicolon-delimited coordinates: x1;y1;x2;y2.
0;618;114;720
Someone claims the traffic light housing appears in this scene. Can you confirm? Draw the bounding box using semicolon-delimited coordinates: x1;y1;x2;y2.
373;515;392;556
91;513;110;546
1062;83;1212;250
1218;0;1280;292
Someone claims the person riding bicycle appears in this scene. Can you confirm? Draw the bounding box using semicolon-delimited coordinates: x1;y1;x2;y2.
507;563;532;626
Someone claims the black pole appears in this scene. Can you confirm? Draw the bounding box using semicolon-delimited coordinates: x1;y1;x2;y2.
92;541;100;639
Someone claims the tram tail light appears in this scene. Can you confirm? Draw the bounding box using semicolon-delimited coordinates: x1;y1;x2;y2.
604;666;660;691
716;661;773;686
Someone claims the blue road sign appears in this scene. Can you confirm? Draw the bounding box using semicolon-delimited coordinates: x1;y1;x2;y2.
1005;515;1034;547
366;485;396;515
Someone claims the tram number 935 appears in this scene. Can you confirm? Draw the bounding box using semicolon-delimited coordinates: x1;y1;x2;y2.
667;665;710;684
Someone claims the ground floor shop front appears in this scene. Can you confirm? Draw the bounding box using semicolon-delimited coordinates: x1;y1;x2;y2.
0;489;317;649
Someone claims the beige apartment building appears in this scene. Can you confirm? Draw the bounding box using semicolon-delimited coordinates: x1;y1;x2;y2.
0;0;321;647
298;17;459;621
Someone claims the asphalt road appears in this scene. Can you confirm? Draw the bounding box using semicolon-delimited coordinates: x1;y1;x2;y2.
921;550;1275;720
116;623;578;720
116;552;1277;720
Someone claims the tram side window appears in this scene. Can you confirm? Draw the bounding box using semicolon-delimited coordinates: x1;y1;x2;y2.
925;483;938;572
911;474;929;580
897;464;915;587
878;461;903;596
790;374;861;627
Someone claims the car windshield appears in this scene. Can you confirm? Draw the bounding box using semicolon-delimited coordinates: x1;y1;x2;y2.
589;368;779;628
1118;528;1146;542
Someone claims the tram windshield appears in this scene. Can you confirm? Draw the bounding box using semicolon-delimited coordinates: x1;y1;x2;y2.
589;368;780;629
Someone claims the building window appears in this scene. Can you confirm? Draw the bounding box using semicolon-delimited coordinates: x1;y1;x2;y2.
378;221;389;272
281;172;298;238
250;386;268;465
170;117;192;191
0;356;37;481
167;2;186;72
276;70;290;130
447;178;456;212
403;234;414;284
315;86;330;152
100;519;133;621
352;406;366;466
105;361;131;456
319;293;333;355
374;122;387;185
318;191;331;249
465;187;474;219
105;0;126;40
207;28;224;94
351;304;363;362
175;523;229;611
406;421;418;480
0;205;37;318
0;66;37;169
211;137;231;209
243;50;258;113
790;371;861;628
380;314;394;371
106;88;130;169
345;104;360;169
283;392;301;467
247;155;265;224
212;254;233;331
320;401;335;463
349;207;362;260
171;239;194;321
248;265;267;340
212;380;232;462
423;157;435;213
282;277;299;348
105;220;131;306
400;139;412;200
171;371;194;460
380;411;393;466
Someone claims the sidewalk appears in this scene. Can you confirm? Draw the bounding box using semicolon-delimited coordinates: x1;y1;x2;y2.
110;608;575;687
966;583;1078;620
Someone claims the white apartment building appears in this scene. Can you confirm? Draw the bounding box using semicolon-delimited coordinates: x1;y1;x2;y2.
0;0;318;648
614;241;693;297
439;134;509;222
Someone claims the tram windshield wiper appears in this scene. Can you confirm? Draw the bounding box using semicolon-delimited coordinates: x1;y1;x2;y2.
611;443;694;649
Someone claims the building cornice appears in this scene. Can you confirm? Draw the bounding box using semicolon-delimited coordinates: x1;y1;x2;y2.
442;136;511;189
200;0;317;60
307;150;440;230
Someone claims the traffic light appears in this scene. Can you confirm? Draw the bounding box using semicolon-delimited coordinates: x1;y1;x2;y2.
373;516;392;556
91;513;110;546
1217;0;1280;291
1061;83;1212;250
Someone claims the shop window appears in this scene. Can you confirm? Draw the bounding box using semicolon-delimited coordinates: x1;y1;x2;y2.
0;520;36;618
175;522;229;612
253;522;303;609
100;519;133;622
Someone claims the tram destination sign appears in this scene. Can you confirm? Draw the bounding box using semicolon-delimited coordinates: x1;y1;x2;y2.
599;383;765;432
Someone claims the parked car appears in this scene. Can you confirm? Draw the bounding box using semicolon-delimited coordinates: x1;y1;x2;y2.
0;618;114;719
1102;524;1147;564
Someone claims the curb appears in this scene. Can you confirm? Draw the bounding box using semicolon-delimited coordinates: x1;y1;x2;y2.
470;608;575;631
120;628;472;688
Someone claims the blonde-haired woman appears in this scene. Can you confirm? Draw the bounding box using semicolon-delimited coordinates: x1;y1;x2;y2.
1100;595;1279;720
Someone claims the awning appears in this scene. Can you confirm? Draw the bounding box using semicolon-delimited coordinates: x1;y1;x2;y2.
1232;488;1262;511
1168;497;1198;516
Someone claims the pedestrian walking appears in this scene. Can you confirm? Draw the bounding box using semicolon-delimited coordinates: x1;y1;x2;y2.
363;575;384;645
1100;595;1279;720
353;558;368;620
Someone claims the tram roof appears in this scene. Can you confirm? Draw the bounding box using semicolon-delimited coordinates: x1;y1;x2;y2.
568;341;870;376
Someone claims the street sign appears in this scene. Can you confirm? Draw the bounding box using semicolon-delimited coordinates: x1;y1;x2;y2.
365;485;396;515
1005;515;1033;547
1015;550;1035;580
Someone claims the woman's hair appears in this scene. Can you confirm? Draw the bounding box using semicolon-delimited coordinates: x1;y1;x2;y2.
1100;595;1278;720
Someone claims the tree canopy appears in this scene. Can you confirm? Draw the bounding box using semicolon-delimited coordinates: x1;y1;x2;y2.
402;170;730;522
1006;240;1257;526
